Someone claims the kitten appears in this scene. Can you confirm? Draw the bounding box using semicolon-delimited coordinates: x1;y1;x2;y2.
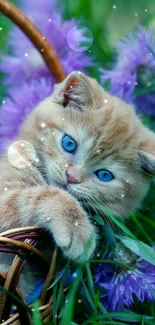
0;70;155;266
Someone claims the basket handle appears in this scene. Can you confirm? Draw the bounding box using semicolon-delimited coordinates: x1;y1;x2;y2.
0;0;66;82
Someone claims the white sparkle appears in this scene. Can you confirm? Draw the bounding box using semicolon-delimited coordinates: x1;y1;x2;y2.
65;300;68;303
62;118;65;121
145;8;148;12
121;194;125;198
24;53;28;57
41;137;44;141
48;19;51;22
41;48;44;52
135;82;138;86
47;217;51;221
113;5;116;9
97;149;101;153
0;27;2;31
42;36;46;40
126;180;129;183
135;13;138;16
72;272;78;278
75;222;78;226
65;164;68;168
35;158;39;163
52;132;55;135
41;122;46;128
20;143;25;147
78;299;82;303
150;53;153;56
89;50;91;52
78;71;81;74
104;99;108;104
70;85;73;88
2;100;6;104
97;253;100;257
4;187;8;191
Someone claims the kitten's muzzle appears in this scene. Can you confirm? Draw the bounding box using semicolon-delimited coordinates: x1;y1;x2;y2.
66;169;81;184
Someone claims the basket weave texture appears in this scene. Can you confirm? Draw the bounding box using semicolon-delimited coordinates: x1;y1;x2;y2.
0;227;57;324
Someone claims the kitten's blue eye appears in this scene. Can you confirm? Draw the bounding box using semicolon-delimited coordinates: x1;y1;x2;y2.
62;134;77;154
95;169;114;182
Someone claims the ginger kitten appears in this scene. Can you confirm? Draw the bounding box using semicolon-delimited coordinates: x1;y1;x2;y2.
0;71;155;264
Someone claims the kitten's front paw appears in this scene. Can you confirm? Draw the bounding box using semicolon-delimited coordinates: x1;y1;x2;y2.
63;215;97;263
50;193;97;262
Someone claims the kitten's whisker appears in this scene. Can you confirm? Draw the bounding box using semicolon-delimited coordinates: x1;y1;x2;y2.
90;195;122;235
80;191;122;236
82;198;92;215
87;197;101;217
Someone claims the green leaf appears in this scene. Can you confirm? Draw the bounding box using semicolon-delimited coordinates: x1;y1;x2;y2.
94;291;100;310
60;268;83;325
82;280;95;310
48;265;68;289
92;203;136;240
119;236;155;265
32;300;43;325
130;213;152;245
52;282;58;324
93;214;105;226
86;264;95;296
82;311;142;324
55;281;65;315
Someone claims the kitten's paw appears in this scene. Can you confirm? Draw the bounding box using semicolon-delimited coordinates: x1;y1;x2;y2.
62;215;97;262
49;192;97;262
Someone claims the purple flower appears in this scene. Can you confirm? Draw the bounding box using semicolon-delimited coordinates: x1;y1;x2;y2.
0;78;53;155
95;246;155;311
0;0;93;86
20;0;57;16
101;27;155;116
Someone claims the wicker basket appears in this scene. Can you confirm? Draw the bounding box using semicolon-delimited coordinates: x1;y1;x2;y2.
0;0;66;323
0;227;58;324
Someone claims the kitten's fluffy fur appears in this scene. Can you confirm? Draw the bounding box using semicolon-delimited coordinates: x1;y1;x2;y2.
0;71;155;267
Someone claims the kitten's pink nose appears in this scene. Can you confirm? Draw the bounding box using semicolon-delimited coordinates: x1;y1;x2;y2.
66;169;80;184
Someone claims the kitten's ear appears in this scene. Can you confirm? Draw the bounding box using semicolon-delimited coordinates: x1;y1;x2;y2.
52;71;103;111
139;131;155;175
139;151;155;175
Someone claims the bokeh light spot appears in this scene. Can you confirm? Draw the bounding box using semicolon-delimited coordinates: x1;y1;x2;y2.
67;26;93;52
8;140;36;169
